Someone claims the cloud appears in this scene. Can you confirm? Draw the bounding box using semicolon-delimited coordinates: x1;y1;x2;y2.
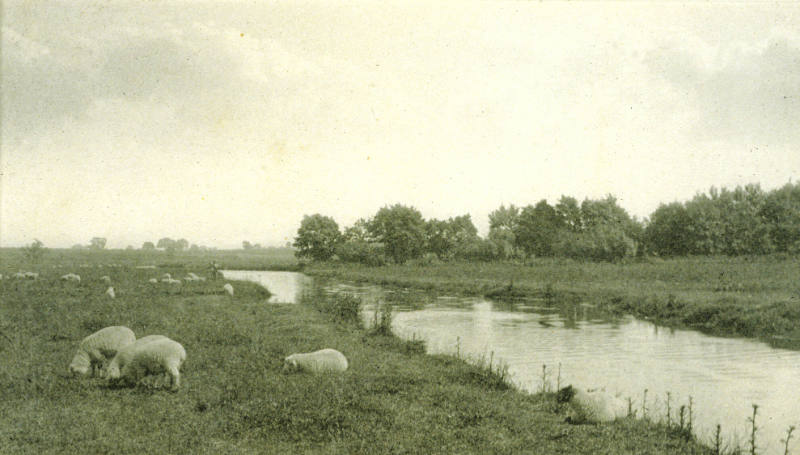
645;33;800;145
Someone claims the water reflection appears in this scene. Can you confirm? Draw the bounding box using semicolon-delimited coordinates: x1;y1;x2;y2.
220;270;310;303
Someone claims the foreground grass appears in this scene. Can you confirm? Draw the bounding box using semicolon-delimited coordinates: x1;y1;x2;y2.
0;261;710;454
304;256;800;347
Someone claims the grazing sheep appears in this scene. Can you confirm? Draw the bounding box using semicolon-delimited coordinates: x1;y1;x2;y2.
164;278;181;285
557;385;628;424
106;287;116;298
283;348;348;374
100;275;111;284
69;326;136;377
148;278;159;284
223;283;234;296
106;335;169;380
117;338;186;390
60;273;81;282
161;273;172;281
23;272;38;280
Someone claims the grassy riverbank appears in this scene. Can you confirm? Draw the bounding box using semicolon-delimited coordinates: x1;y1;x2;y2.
0;256;712;454
304;256;800;346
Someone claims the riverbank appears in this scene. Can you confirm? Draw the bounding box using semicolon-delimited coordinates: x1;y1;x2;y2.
0;262;711;454
303;256;800;347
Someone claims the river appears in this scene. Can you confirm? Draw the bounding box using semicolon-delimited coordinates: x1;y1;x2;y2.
223;270;800;454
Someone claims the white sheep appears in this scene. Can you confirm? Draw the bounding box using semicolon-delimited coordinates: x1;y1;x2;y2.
100;275;111;284
283;348;349;374
60;273;81;282
148;278;159;284
24;271;38;280
116;338;186;390
161;273;172;281
184;272;206;282
69;326;136;377
223;283;234;296
106;287;116;298
13;272;26;279
106;335;169;380
164;278;181;285
557;385;628;423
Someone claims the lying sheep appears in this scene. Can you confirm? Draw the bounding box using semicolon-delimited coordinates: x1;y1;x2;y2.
164;278;181;285
69;326;136;377
115;338;186;390
223;283;234;296
106;287;116;298
61;273;81;282
148;278;159;284
106;335;169;380
283;348;348;374
557;385;628;423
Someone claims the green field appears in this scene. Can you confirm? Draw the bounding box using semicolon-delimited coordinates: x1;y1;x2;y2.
304;256;800;347
0;249;714;454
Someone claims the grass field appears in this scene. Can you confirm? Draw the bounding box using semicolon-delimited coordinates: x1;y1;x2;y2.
0;249;714;454
304;256;800;347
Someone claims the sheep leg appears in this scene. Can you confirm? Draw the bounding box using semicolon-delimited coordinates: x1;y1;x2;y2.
167;365;180;390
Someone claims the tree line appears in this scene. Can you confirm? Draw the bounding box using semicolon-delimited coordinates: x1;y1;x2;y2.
294;182;800;264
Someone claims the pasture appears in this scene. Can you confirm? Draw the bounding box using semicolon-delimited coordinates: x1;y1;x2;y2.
0;249;713;454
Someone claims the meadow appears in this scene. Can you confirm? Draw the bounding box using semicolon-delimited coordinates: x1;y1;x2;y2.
0;249;714;454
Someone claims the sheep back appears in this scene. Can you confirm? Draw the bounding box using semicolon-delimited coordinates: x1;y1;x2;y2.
284;348;348;374
106;335;169;380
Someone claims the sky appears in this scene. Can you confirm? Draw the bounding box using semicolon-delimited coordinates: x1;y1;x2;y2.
2;1;800;249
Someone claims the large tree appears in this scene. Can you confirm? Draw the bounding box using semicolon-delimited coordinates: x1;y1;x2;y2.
514;200;562;258
293;214;341;261
89;237;107;250
368;204;426;264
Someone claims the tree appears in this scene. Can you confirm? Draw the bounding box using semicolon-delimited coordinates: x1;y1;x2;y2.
761;182;800;253
157;238;176;252
293;214;341;261
555;196;582;232
342;218;373;242
242;241;253;250
644;202;694;256
22;239;46;263
488;204;520;259
176;238;189;251
426;215;479;260
89;237;107;250
368;204;426;264
514;200;562;258
142;241;155;250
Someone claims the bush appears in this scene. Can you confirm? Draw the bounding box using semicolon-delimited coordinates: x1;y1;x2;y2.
335;241;387;266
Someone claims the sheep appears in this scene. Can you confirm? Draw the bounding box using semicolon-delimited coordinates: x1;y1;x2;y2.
69;326;136;377
13;272;26;279
106;335;169;380
100;275;111;284
557;385;628;424
148;278;159;284
60;273;81;282
164;278;181;285
116;338;186;390
184;272;206;282
161;273;172;281
106;287;116;298
23;271;38;280
283;348;348;374
223;283;234;296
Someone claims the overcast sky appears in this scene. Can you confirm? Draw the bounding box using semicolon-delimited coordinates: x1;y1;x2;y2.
2;2;800;249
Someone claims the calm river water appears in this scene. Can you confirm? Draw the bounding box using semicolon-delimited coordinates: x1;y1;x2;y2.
225;270;800;454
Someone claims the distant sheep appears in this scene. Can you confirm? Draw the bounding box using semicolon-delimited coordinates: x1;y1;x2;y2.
60;273;81;282
18;271;39;280
164;278;181;285
161;273;172;281
106;335;169;380
135;265;156;269
116;338;186;390
557;385;628;424
184;272;206;282
283;348;348;374
223;283;234;296
100;275;111;284
148;278;159;284
69;326;136;377
106;287;116;298
13;272;26;279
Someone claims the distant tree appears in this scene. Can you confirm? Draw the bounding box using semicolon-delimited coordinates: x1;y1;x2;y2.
125;245;134;250
293;214;341;261
555;196;582;232
368;204;426;264
342;218;373;242
242;240;253;250
425;215;479;260
22;239;46;263
761;182;800;253
189;243;200;252
157;238;176;251
176;238;189;251
488;204;520;259
89;237;107;250
71;244;85;250
514;200;562;257
142;241;155;250
644;202;694;256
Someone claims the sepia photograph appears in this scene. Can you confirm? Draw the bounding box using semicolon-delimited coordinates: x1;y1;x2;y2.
2;1;800;453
